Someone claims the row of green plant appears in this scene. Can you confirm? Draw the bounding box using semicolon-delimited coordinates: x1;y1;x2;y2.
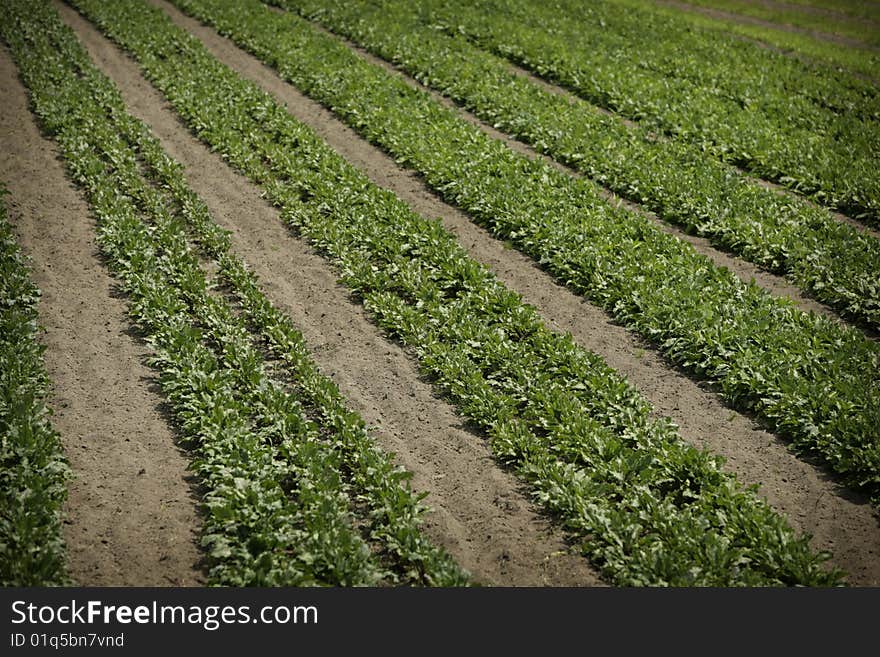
136;139;469;587
269;0;880;331
613;0;880;82
768;0;880;21
667;0;880;47
484;0;880;126
140;0;880;506
0;185;69;586
1;0;467;587
406;0;880;224
515;0;880;118
67;0;852;585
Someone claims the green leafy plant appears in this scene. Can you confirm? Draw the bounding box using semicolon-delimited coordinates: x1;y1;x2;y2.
0;185;69;586
417;0;880;225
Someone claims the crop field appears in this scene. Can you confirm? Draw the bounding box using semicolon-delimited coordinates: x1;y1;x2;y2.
1;0;878;587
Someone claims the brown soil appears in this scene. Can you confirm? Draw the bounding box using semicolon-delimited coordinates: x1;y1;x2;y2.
0;46;204;586
59;0;880;585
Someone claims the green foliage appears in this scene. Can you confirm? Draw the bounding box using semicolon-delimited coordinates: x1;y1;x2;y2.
415;0;880;225
0;185;70;586
270;0;880;331
648;0;880;47
613;0;880;80
68;0;850;584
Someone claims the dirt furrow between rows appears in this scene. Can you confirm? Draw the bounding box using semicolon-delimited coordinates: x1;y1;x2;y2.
265;4;875;331
70;0;880;585
0;45;204;587
55;0;604;587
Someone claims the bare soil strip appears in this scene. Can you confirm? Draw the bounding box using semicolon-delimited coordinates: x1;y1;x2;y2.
282;9;877;327
0;46;204;586
658;0;880;51
66;0;880;585
56;0;604;586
